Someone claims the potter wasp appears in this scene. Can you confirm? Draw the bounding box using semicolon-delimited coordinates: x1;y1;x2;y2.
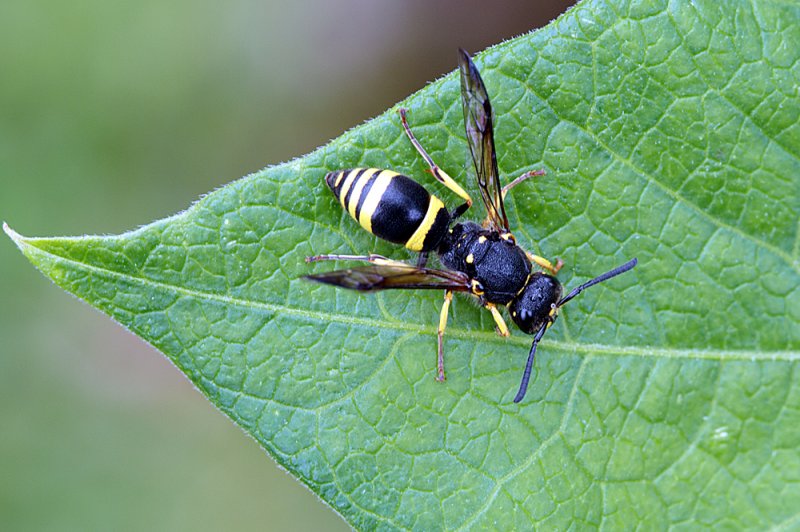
306;49;636;402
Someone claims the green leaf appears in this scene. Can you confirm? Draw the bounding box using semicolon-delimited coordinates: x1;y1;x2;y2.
6;0;800;528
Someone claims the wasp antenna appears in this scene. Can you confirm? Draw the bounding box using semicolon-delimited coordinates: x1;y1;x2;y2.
557;258;638;308
513;324;548;403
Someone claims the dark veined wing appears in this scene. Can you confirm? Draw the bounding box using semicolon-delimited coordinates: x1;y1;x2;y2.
458;48;508;232
304;264;472;292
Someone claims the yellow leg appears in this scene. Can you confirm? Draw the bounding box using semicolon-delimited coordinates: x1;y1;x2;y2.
399;108;473;209
436;290;453;381
502;169;546;199
527;252;563;275
485;303;510;337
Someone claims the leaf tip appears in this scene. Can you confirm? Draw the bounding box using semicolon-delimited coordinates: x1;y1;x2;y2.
3;222;26;249
2;222;38;261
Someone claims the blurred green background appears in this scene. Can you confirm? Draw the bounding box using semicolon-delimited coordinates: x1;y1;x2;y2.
1;1;573;530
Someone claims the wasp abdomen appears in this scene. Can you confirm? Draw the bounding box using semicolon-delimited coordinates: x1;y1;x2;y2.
325;168;450;252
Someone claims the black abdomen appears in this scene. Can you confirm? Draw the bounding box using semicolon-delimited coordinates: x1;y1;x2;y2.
325;168;450;252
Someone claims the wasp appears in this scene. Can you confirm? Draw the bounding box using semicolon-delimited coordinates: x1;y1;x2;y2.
305;49;637;402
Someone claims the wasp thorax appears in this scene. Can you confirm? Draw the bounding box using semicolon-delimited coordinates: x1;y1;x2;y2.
509;273;563;334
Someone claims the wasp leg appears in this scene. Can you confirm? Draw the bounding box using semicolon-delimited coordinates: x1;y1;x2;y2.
501;169;546;199
305;253;408;267
416;251;429;268
436;290;453;382
398;108;472;217
485;303;510;337
525;252;563;275
479;169;545;230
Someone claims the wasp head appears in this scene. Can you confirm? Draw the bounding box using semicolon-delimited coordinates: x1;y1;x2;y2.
509;273;563;335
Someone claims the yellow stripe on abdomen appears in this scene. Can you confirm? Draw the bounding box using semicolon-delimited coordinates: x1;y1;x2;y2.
334;171;346;188
357;170;394;234
347;171;372;219
405;195;445;251
337;169;360;210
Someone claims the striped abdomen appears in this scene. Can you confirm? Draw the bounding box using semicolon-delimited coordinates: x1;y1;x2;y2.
325;168;451;252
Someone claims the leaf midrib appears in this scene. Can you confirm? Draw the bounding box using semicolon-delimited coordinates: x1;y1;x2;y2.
16;234;798;363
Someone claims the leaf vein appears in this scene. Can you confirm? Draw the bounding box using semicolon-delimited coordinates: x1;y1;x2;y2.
21;238;800;362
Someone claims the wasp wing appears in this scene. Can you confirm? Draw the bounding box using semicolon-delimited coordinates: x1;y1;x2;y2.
458;48;509;232
304;264;472;292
